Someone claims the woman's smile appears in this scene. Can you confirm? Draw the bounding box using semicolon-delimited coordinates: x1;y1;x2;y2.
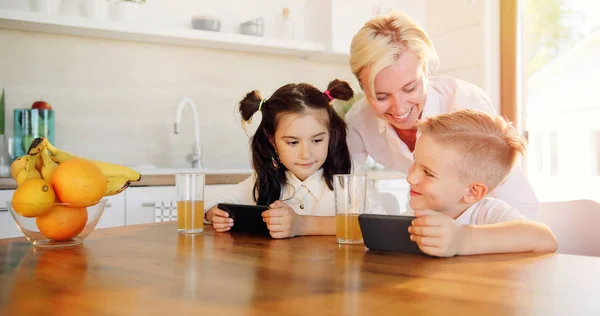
388;105;415;123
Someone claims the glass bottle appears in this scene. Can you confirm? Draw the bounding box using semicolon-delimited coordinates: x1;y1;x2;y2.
278;7;294;40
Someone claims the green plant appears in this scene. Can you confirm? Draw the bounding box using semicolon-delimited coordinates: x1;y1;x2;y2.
340;91;364;114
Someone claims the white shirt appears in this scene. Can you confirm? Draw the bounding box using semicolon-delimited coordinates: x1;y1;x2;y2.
205;169;396;216
454;198;526;225
345;75;539;220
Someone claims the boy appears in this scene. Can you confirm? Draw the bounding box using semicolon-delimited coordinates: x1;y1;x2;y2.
407;109;557;257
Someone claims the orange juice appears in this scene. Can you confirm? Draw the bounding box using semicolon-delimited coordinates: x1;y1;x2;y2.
336;214;362;244
177;200;204;233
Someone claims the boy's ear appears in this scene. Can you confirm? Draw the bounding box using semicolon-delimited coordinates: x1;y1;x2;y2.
462;182;488;204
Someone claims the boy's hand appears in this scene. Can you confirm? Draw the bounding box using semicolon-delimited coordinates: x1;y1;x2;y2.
262;200;303;239
408;210;465;257
206;208;234;232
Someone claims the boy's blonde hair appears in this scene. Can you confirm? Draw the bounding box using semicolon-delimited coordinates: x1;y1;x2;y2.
416;109;527;192
349;11;439;99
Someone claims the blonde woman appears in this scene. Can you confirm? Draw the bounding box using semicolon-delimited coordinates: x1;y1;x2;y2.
345;11;539;220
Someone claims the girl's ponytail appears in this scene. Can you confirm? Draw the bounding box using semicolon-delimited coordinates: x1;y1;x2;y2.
325;79;354;101
239;90;263;121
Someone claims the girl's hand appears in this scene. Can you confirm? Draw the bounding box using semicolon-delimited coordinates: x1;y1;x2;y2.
262;200;303;239
408;210;465;257
206;208;234;232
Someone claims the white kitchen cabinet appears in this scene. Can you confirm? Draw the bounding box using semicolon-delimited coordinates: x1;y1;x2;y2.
0;189;21;239
96;193;126;229
125;186;176;226
124;185;235;226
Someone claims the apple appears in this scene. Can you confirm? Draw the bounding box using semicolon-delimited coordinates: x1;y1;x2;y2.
31;100;52;110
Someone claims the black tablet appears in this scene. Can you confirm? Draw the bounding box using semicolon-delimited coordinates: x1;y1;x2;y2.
358;214;423;254
217;203;270;236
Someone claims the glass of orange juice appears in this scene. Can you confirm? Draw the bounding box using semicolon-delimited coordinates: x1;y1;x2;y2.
175;173;205;234
333;174;367;244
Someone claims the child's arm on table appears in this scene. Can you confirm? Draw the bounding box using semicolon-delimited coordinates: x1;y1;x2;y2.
409;210;558;257
206;206;233;232
456;219;558;255
262;200;335;239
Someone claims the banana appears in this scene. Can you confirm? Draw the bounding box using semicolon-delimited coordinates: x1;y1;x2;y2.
40;149;59;181
18;137;139;197
16;153;42;186
44;141;75;163
88;160;142;181
14;138;49;185
10;155;28;180
104;176;132;196
26;137;48;155
45;140;142;182
35;156;43;173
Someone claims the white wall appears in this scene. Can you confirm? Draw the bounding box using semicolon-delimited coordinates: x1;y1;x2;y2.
426;0;500;112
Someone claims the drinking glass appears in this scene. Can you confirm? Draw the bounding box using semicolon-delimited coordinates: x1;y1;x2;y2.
176;173;205;234
333;174;367;244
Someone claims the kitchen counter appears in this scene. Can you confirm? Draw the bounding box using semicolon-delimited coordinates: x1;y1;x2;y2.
0;172;253;189
0;169;405;190
1;222;599;315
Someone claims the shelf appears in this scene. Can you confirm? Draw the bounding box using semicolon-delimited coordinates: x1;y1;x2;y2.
0;9;349;62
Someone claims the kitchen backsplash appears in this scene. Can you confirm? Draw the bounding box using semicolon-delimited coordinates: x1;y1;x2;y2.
0;29;354;169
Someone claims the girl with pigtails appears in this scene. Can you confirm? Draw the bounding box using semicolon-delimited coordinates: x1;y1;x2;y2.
204;79;386;238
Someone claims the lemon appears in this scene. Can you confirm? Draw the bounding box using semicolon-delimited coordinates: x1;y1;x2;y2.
11;178;55;217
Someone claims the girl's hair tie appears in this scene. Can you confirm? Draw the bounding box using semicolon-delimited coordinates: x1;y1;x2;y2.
323;90;334;101
258;99;267;111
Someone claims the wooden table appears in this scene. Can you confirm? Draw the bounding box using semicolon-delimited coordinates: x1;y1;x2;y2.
1;223;600;315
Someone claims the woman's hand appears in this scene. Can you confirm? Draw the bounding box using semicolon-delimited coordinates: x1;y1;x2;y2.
206;208;234;232
262;200;303;239
408;210;465;257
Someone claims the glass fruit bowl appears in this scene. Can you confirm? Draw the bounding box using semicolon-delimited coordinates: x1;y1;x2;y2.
6;199;107;248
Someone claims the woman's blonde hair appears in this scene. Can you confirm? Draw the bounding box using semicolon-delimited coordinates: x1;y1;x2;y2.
350;11;439;98
416;109;527;192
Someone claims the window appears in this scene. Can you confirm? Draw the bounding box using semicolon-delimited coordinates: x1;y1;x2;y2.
521;0;600;202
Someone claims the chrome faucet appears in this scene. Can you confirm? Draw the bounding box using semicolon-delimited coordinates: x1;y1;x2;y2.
174;98;202;168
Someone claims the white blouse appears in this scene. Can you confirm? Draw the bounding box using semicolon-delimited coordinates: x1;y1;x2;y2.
345;75;539;220
205;169;393;216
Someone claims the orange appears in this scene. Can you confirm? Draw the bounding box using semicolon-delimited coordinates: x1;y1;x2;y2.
36;205;88;241
11;178;55;217
51;158;107;207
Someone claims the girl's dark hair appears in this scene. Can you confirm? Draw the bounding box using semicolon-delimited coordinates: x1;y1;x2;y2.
239;79;354;205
